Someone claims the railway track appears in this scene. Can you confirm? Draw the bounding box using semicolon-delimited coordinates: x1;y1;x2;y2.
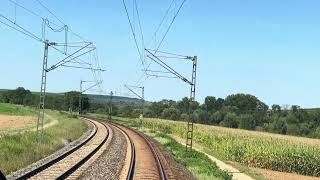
12;116;173;180
88;116;173;180
15;118;110;180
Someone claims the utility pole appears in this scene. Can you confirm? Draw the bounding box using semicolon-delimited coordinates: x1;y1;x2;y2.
108;91;113;120
140;86;145;128
79;80;84;115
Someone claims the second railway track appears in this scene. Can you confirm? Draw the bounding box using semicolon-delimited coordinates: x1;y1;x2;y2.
15;118;110;180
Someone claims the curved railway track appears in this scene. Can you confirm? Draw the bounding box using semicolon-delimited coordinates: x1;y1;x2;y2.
12;116;173;180
88;117;171;180
15;118;110;180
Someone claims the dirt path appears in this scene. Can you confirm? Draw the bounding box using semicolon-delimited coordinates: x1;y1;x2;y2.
172;135;254;180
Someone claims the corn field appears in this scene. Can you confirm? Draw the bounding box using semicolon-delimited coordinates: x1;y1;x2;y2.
139;118;320;177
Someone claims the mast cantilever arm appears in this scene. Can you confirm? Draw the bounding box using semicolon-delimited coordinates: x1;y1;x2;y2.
124;85;143;99
145;49;192;85
82;81;103;93
60;65;105;71
46;42;94;72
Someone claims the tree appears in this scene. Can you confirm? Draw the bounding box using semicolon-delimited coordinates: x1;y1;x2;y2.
64;91;89;112
203;96;216;112
161;107;181;120
239;114;255;130
211;111;224;125
221;112;238;128
192;109;209;124
224;94;268;114
215;98;225;110
3;87;32;105
272;117;288;135
271;104;281;113
177;97;199;114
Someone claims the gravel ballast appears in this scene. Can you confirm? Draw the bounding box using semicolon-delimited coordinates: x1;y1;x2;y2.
78;124;127;180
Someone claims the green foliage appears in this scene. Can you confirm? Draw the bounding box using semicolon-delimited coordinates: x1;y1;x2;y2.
1;87;32;105
239;114;255;130
271;117;288;134
161;107;180;120
211;111;224;125
221;113;238;128
154;133;232;180
224;94;268;113
0;103;35;116
65;91;89;112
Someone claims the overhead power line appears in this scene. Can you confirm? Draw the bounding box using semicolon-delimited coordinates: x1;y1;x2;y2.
34;0;65;25
147;0;176;47
154;0;188;53
122;0;145;67
0;13;43;42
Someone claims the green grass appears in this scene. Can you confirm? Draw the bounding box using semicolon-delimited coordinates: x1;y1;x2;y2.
91;114;232;180
0;103;36;116
0;110;88;175
150;131;231;180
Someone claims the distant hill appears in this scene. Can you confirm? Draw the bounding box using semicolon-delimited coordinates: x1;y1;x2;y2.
86;94;149;105
0;89;148;105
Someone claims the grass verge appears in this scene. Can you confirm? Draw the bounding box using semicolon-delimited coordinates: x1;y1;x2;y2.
0;103;36;116
0;110;88;175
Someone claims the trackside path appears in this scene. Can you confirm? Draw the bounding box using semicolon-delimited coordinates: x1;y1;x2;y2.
173;135;254;180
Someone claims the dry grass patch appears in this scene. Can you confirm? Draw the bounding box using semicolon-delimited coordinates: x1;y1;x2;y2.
0;115;35;130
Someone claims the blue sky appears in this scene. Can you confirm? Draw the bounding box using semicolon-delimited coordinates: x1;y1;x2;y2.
1;0;320;107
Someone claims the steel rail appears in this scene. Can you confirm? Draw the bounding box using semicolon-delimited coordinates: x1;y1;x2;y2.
133;128;166;180
86;116;166;180
113;124;136;180
16;118;108;179
56;118;110;179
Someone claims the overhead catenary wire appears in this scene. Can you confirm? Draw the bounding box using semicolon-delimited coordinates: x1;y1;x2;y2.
7;0;88;43
0;13;43;42
147;0;176;48
34;0;64;25
122;0;145;67
154;0;187;54
0;18;42;42
2;0;101;74
134;0;145;65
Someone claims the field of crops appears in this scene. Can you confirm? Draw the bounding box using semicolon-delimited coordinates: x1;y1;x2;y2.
129;117;320;177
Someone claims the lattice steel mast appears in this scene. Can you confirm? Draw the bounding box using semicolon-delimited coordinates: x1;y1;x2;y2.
124;85;145;126
78;80;103;115
145;49;197;151
36;40;50;143
108;91;113;120
186;56;197;151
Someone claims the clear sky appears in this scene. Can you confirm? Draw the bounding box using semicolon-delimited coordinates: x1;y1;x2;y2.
1;0;320;108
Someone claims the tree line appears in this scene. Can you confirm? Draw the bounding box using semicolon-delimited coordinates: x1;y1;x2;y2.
0;87;89;112
1;87;320;138
116;94;320;138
